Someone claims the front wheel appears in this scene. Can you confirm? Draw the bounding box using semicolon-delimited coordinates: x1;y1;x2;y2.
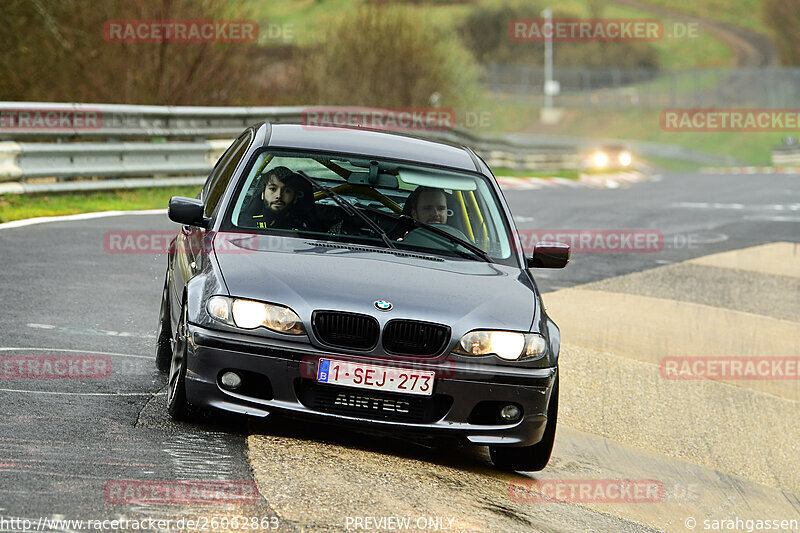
167;301;190;420
155;274;172;373
489;374;558;471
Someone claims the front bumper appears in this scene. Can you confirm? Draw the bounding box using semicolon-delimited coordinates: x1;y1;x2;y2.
184;324;557;447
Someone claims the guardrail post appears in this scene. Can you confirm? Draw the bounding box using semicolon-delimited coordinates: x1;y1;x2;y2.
0;142;23;182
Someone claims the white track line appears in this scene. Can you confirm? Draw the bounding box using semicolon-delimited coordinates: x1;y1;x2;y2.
0;209;167;230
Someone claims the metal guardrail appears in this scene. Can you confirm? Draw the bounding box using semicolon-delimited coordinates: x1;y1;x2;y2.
0;102;739;193
501;133;739;167
1;140;217;180
0;103;583;192
0;102;309;140
484;66;800;109
771;138;800;166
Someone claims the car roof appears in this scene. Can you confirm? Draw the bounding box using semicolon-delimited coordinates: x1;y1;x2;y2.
260;123;479;172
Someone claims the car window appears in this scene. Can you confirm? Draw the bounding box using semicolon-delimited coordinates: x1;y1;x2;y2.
203;132;252;218
201;140;236;204
223;150;516;266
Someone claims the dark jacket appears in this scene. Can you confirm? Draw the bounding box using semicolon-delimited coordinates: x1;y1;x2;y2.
249;207;309;231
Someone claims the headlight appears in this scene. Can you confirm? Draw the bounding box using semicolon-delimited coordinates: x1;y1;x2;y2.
206;296;305;335
207;296;230;322
524;333;548;358
454;331;548;361
618;151;632;166
232;299;269;329
593;151;608;168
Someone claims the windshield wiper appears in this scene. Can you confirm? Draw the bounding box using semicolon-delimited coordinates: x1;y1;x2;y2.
360;206;493;263
294;170;396;250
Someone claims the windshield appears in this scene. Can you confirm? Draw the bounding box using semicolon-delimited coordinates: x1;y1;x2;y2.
222;150;517;266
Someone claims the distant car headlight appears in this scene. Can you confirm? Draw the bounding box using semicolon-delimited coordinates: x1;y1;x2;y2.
206;296;305;335
454;331;548;361
618;151;632;166
593;151;608;168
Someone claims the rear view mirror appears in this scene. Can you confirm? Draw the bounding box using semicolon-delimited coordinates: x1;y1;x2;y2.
527;242;570;269
347;171;399;189
168;197;208;228
347;160;399;189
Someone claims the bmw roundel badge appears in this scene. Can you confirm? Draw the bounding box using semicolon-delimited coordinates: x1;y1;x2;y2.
374;300;393;311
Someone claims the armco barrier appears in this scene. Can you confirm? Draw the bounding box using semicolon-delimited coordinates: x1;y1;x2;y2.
6;141;212;181
9;102;748;192
0;103;587;192
771;143;800;166
0;102;308;140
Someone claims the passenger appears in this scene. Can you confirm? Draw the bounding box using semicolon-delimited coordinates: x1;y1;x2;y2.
249;166;313;231
406;186;448;225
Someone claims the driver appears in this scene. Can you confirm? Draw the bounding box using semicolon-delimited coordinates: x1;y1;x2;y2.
408;186;448;225
249;166;311;230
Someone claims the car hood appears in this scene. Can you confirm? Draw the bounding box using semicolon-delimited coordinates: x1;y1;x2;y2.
213;235;536;333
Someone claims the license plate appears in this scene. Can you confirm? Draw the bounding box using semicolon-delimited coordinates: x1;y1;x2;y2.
316;358;435;396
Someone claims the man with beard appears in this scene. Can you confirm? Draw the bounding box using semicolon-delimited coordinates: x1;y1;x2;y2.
249;166;312;231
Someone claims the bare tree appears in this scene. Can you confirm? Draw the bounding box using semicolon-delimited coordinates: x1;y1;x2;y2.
294;3;478;109
0;0;271;104
763;0;800;65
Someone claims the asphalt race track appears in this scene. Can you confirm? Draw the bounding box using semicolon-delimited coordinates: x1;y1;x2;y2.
0;171;798;532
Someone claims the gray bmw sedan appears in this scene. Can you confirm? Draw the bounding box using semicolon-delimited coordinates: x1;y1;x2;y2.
156;122;569;471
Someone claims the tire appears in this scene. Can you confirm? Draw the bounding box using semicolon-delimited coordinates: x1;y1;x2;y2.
489;374;558;472
155;274;173;373
167;300;190;420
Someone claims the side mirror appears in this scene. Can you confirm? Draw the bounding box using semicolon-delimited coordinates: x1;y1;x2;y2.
527;242;570;269
168;197;208;228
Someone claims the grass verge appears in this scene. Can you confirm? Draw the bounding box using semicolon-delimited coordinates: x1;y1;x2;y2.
632;0;768;35
0;186;200;224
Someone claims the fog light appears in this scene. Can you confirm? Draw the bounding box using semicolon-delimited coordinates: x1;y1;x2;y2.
500;404;522;421
220;371;243;391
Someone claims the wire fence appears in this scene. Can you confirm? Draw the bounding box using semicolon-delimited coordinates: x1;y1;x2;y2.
482;65;800;109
